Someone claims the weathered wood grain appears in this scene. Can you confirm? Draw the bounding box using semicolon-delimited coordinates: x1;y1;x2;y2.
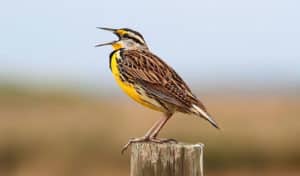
130;142;204;176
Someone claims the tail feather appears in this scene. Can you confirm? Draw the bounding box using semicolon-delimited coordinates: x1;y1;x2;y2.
191;104;220;129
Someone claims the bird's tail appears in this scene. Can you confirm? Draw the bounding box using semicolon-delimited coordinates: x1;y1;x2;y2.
190;104;220;129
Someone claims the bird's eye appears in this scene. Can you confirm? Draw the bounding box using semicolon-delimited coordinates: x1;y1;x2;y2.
123;34;130;39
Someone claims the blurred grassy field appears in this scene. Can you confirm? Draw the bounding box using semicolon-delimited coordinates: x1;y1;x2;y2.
0;85;300;176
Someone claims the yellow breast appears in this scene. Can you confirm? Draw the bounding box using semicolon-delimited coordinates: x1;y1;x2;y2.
110;50;164;112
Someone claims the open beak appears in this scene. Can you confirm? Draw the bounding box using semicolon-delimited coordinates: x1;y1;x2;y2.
95;41;116;47
95;27;118;47
97;27;117;32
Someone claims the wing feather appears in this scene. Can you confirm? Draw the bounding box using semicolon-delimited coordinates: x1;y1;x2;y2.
117;49;208;113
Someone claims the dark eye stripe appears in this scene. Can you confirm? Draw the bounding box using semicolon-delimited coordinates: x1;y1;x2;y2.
123;33;144;45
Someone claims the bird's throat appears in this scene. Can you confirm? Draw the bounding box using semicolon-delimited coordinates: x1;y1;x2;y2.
112;42;123;50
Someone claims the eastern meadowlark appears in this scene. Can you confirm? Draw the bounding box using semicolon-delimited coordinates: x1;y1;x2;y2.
96;27;219;153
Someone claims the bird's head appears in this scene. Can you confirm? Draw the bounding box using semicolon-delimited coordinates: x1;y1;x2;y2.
95;27;148;50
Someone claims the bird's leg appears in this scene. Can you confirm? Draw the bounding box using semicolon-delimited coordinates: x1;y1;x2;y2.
143;115;166;137
149;113;177;143
121;115;169;154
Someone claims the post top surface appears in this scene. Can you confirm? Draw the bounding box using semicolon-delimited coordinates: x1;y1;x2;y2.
132;142;204;149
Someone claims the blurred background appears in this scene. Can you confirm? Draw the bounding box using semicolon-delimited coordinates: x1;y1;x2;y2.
1;0;300;175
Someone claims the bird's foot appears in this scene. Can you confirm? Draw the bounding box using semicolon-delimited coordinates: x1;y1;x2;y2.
121;136;149;154
149;137;178;144
121;137;177;154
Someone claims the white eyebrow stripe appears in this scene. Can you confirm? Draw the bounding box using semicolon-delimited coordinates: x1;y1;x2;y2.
129;33;145;44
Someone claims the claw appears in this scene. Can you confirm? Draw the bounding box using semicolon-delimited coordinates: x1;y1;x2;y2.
121;141;131;154
121;136;149;154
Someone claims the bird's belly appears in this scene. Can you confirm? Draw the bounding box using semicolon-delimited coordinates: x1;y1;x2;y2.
113;73;164;112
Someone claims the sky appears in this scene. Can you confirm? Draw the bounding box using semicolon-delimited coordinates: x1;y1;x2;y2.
0;0;300;93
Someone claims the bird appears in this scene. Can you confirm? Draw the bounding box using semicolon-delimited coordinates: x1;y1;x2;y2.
95;27;219;153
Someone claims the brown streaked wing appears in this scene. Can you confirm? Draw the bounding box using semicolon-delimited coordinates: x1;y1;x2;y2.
118;49;206;112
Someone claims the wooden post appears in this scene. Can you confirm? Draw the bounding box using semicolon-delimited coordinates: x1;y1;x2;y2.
130;142;204;176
